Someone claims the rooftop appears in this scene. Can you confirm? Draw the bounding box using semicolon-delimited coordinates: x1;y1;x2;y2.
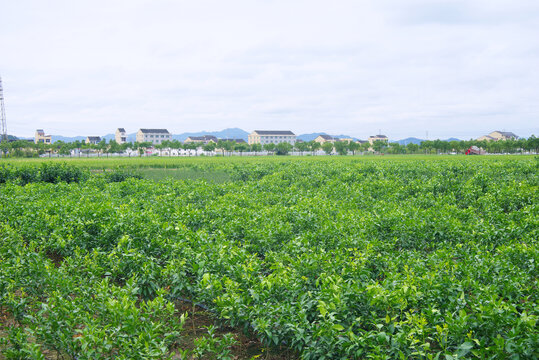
187;135;218;141
219;138;246;143
117;128;126;133
139;129;170;134
253;130;295;135
493;131;518;138
318;134;334;140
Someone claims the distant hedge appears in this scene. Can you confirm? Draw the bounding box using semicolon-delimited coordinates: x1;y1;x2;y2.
0;163;88;185
0;163;151;185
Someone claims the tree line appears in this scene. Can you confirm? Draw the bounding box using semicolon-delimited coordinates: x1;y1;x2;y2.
1;136;538;157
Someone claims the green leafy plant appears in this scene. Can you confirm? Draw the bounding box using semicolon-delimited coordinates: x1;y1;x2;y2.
0;156;537;358
192;326;237;360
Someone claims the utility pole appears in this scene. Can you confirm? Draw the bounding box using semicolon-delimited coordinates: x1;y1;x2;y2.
0;76;7;143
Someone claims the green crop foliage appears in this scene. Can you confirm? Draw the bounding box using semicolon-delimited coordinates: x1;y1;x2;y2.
0;156;537;359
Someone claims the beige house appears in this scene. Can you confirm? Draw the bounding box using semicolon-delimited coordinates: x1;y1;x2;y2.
477;131;518;141
115;128;127;144
248;130;296;145
136;129;172;145
368;135;388;152
184;135;218;144
368;134;388;145
314;135;336;144
34;129;52;144
86;136;101;145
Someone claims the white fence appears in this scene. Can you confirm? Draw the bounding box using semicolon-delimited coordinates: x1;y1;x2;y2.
39;148;336;158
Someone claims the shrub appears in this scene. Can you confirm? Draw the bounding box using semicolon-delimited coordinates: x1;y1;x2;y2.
104;170;143;183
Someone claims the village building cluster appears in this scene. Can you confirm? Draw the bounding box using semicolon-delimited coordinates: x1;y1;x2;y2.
477;131;518;142
33;128;397;147
33;128;522;146
27;127;525;157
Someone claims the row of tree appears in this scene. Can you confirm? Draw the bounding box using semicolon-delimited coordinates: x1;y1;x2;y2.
1;136;538;158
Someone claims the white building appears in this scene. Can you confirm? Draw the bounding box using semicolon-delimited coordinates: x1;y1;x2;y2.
115;128;127;144
248;130;296;145
136;129;172;145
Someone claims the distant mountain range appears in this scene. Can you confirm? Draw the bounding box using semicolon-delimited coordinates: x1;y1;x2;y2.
391;137;462;145
37;129;361;143
51;135;87;143
10;129;462;144
297;133;359;142
99;128;251;143
42;128;250;143
391;137;424;145
172;128;250;142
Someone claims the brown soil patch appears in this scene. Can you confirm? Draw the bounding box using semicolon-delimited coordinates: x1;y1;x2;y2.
172;300;298;360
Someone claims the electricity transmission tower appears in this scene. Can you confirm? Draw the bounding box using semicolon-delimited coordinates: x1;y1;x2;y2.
0;76;7;143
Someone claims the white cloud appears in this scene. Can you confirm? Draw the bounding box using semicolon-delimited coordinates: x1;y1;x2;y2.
1;0;538;139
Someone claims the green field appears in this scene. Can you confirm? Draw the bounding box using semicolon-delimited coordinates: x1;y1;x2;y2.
1;156;537;359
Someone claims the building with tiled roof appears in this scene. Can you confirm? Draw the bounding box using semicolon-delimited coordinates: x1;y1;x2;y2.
115;128;127;144
86;136;102;145
248;130;296;145
368;134;388;145
184;135;218;144
314;134;336;144
136;129;171;145
34;129;52;144
477;131;518;141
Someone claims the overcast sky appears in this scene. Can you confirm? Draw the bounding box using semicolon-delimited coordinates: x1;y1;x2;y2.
1;0;538;139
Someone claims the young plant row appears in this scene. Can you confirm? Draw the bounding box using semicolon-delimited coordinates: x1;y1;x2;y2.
1;157;537;359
